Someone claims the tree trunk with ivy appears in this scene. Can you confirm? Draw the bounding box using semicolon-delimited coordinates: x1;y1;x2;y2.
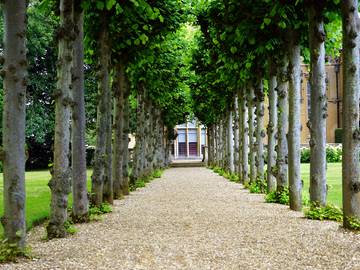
71;2;89;221
112;63;125;200
255;78;265;183
276;54;289;194
267;60;277;193
233;94;240;174
91;16;111;207
1;0;27;248
288;32;302;211
308;4;327;206
342;0;360;228
47;0;74;238
248;86;256;183
240;89;249;184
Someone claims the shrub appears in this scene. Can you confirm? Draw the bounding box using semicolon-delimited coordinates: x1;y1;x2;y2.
300;147;311;163
0;242;32;263
249;180;266;194
304;203;343;222
265;188;289;205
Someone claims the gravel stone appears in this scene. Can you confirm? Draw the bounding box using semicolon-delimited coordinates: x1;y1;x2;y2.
2;167;360;269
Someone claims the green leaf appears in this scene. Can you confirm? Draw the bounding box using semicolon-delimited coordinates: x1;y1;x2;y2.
106;0;116;10
96;1;104;10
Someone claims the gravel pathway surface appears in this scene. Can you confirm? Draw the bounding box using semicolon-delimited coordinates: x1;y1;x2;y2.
3;167;360;270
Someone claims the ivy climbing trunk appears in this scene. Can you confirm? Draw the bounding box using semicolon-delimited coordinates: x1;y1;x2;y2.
228;110;235;173
276;54;289;193
1;0;27;248
248;86;256;183
267;60;277;193
342;0;360;228
112;63;125;200
91;15;111;207
233;93;240;174
255;79;265;183
71;2;89;221
47;0;74;238
308;4;327;206
288;33;302;211
240;89;249;184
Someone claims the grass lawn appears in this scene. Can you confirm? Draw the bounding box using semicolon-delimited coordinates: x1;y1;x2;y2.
0;170;93;237
301;163;342;207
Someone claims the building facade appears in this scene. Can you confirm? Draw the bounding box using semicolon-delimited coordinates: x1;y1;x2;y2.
173;120;207;159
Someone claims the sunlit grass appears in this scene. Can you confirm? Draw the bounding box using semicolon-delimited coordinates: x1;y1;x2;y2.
0;170;92;237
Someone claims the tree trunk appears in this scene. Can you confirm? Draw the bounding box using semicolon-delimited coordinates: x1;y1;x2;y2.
207;125;213;166
71;2;89;221
288;32;302;211
91;16;110;207
47;0;74;238
267;60;277;193
308;4;327;206
276;54;289;193
228;110;235;173
1;0;27;248
121;77;130;195
216;123;221;167
112;63;124;200
255;79;265;182
234;93;240;174
240;89;249;184
342;0;360;228
248;86;256;183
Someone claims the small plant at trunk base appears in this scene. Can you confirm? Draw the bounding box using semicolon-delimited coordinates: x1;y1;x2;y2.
347;216;360;231
152;169;163;178
0;241;33;263
89;203;113;222
304;203;343;222
64;221;78;235
265;189;289;205
249;180;267;194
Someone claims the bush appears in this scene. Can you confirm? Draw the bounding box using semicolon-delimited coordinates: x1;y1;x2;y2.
0;242;32;263
265;189;289;205
249;180;266;194
304;203;343;222
301;145;342;163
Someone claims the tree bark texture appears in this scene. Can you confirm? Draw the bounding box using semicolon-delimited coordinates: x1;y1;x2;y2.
233;94;240;174
308;4;327;206
288;35;302;211
267;61;277;193
240;89;249;184
112;63;125;200
342;0;360;228
255;79;265;182
248;86;256;183
121;77;130;195
276;54;289;193
47;0;74;238
71;2;89;221
91;17;111;207
228;110;235;173
1;0;27;247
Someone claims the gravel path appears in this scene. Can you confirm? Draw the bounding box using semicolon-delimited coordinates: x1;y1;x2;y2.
3;167;360;270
